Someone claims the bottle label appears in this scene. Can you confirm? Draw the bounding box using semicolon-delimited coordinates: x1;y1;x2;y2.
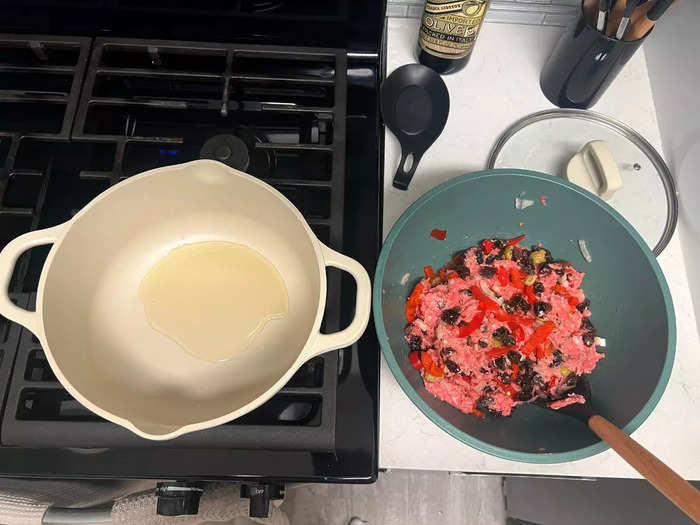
419;0;489;59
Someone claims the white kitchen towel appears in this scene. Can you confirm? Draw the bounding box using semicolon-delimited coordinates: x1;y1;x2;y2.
111;484;289;525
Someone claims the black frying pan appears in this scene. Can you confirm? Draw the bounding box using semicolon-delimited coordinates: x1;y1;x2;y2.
381;64;450;190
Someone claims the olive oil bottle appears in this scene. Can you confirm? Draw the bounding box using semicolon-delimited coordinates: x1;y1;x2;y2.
417;0;490;75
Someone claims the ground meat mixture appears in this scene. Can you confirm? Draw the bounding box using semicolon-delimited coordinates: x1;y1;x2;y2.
404;235;603;418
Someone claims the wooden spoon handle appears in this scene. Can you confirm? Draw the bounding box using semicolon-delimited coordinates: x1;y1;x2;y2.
589;415;700;522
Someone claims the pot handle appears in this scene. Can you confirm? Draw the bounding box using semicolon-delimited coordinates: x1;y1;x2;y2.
305;243;372;359
0;224;67;334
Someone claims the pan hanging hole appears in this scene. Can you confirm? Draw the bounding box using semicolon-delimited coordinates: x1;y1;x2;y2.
403;153;414;173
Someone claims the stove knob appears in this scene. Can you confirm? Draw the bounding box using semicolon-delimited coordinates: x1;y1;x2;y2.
156;482;204;516
240;483;285;518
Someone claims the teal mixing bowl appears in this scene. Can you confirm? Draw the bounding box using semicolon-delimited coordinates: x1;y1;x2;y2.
374;169;675;463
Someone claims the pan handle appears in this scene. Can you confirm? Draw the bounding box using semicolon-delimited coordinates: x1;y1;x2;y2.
0;224;68;334
304;242;372;359
392;149;424;191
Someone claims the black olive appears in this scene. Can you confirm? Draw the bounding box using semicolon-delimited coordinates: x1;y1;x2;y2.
485;254;497;265
480;367;489;374
494;356;506;370
441;307;461;324
544;249;554;263
538;264;553;276
476;397;493;413
534;374;547;388
409;336;422;352
493;327;509;339
482;385;494;393
519;260;535;274
555;267;565;276
498;372;512;384
445;359;461;373
567;373;579;386
582;332;595;346
515;295;531;313
507;351;521;363
479;266;496;278
460;288;472;296
465;336;474;346
454;264;470;278
503;301;515;314
550;349;563;367
581;318;596;333
533;301;552;318
517;382;533;401
576;298;591;313
441;346;455;356
533;281;545;295
475;249;484;265
493;239;505;250
478;340;488;348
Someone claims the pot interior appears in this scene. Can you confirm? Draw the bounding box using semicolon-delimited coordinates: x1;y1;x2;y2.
40;160;322;437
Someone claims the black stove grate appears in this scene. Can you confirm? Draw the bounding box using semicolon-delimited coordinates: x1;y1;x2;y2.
0;36;350;451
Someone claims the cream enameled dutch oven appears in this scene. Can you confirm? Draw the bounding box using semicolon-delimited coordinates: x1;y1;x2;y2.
0;160;371;440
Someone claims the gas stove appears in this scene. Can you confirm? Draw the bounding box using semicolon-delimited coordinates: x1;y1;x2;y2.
0;1;384;486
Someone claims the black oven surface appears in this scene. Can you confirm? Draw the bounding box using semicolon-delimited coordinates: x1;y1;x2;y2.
0;2;383;483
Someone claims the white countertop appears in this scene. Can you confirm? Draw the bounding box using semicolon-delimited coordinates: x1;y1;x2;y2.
379;18;700;479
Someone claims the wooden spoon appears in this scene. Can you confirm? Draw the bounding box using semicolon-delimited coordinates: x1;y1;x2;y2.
540;376;700;522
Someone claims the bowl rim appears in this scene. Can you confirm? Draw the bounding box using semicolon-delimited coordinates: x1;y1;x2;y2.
373;168;676;464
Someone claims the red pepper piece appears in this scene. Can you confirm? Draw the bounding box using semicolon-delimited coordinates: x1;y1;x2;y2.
535;343;545;360
481;239;494;254
439;268;447;281
495;310;510;322
420;352;444;379
524;285;537;304
406;303;417;322
511;364;520;381
406;282;425;322
568;296;579;312
430;228;447;240
424;266;435;279
520;321;555;356
480;300;499;311
496;380;518;398
507;322;525;342
553;284;568;295
447;271;459;280
497;266;509;286
428;364;444;378
456;374;471;385
471;407;486;418
409;351;422;370
510;268;525;290
506;234;526;246
544;340;555;356
470;286;499;311
548;377;558;393
487;346;516;359
458;311;485;337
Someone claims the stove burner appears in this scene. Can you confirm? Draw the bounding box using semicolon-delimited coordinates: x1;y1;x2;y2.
200;135;250;171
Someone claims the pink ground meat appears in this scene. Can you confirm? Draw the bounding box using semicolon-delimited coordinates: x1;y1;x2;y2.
405;238;603;418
